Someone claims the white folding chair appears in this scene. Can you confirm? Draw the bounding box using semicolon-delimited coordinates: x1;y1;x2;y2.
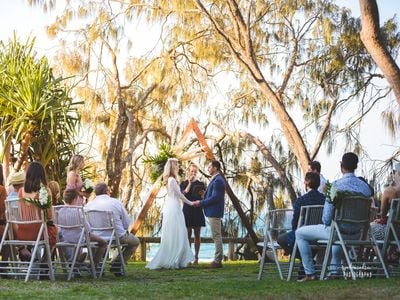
84;210;126;277
287;205;324;281
381;198;400;275
319;196;389;280
0;198;55;281
53;205;97;280
257;208;293;280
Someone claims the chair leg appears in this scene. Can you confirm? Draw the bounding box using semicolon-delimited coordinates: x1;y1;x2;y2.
287;242;297;281
257;240;268;280
320;241;333;280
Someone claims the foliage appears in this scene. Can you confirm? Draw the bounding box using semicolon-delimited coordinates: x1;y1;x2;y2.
142;143;176;183
325;181;365;206
0;34;80;181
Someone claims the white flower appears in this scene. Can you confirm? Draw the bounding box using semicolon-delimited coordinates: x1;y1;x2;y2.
38;184;49;206
84;178;93;189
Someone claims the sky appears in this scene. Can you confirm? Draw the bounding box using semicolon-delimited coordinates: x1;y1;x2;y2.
0;0;399;188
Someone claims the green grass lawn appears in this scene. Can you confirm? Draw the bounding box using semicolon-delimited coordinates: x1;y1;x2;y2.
0;261;399;299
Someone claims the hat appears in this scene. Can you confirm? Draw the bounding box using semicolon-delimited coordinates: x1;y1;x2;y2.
341;152;358;171
9;171;25;185
394;162;400;173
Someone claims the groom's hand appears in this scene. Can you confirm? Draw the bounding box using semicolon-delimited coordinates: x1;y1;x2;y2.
192;200;201;207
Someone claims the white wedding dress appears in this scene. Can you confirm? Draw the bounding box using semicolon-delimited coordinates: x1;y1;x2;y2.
146;177;195;269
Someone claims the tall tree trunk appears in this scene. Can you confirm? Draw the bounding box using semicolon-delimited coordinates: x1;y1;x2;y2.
267;185;275;211
15;131;32;172
106;98;128;197
3;138;11;181
196;0;311;173
359;0;400;106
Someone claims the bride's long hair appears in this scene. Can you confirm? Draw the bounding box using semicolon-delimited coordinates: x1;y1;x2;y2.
162;158;179;186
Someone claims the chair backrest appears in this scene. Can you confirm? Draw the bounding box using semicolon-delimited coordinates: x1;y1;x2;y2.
5;198;46;242
297;205;324;228
54;205;89;244
84;210;116;241
53;205;85;228
389;198;400;226
333;196;372;237
386;198;400;242
6;199;43;224
267;209;293;238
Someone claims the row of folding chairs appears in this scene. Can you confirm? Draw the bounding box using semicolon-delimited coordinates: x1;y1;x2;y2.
258;197;398;281
0;197;125;281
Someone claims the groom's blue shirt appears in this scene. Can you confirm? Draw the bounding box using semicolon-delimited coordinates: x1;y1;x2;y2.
200;173;225;218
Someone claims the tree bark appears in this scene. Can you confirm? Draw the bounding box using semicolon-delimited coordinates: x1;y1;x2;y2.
196;0;311;173
106;98;128;198
15;130;32;172
359;0;400;106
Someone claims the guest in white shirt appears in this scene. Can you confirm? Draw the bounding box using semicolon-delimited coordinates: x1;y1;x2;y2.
85;182;140;275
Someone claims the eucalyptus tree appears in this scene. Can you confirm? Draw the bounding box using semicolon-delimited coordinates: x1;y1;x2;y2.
359;0;400;106
0;35;79;181
34;0;213;202
124;0;399;202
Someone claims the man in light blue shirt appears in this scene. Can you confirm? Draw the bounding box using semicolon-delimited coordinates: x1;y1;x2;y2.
295;152;372;282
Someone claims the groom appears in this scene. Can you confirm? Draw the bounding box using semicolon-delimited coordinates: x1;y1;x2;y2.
193;160;226;268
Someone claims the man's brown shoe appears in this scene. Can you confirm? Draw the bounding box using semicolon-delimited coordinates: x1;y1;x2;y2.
297;274;317;282
209;261;222;268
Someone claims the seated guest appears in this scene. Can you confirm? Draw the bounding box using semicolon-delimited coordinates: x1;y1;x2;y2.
85;182;140;275
0;164;11;266
277;172;325;255
7;171;25;199
49;181;63;206
308;161;327;194
295;152;372;282
371;163;400;262
59;189;107;266
6;171;27;260
16;161;58;263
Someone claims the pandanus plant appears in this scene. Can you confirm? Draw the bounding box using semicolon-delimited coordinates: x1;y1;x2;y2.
0;34;80;181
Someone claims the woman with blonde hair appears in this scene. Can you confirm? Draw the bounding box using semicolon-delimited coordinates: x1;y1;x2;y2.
66;154;85;206
146;158;195;269
48;181;63;205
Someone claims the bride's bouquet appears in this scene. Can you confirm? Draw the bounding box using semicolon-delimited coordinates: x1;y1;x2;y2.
82;178;94;193
23;183;52;209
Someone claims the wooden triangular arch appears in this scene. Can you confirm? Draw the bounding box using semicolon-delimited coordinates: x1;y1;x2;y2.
130;118;259;246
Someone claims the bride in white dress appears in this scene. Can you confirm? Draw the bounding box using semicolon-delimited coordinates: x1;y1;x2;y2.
146;158;195;269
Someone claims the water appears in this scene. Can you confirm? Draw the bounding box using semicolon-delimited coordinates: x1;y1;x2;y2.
143;216;266;262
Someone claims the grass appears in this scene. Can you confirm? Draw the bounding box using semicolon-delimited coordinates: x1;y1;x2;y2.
0;261;400;299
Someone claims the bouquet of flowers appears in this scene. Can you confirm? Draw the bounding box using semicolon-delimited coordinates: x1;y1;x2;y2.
82;178;94;193
23;183;52;209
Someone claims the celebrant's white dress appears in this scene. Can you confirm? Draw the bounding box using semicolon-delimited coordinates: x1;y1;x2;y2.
146;177;195;269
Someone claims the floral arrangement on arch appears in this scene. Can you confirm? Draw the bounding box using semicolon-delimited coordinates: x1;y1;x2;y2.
23;183;52;209
142;142;204;183
142;143;177;183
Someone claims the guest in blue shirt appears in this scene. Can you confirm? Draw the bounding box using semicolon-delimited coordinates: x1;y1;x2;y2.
295;152;372;282
277;172;325;255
